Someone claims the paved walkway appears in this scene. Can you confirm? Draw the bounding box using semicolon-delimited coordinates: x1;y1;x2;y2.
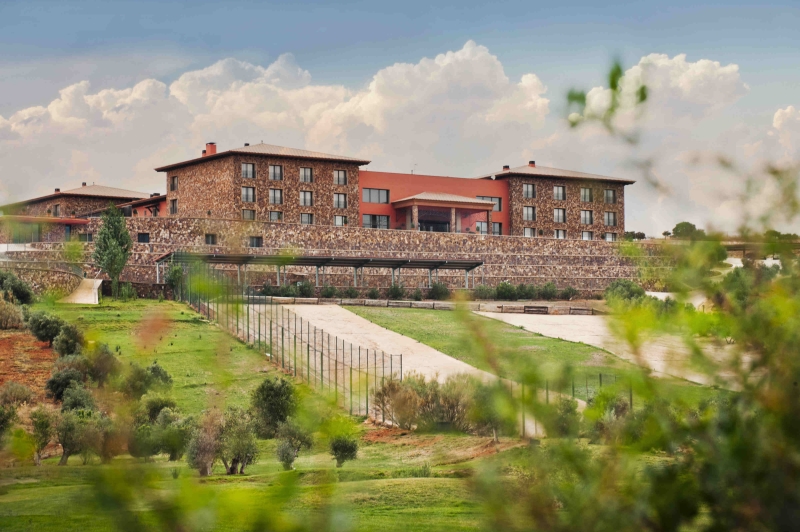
58;279;103;305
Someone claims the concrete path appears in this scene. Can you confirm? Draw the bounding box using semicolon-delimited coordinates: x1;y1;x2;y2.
59;278;103;305
475;312;727;385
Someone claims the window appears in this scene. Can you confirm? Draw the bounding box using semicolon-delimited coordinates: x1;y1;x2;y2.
269;189;283;205
53;204;61;217
580;210;593;225
300;213;314;225
334;170;347;185
523;184;535;199
604;212;617;226
362;214;389;229
242;163;255;179
300;191;314;206
205;234;217;245
524;228;536;238
241;186;255;203
605;232;617;242
334;193;347;209
553;186;566;201
300;167;313;182
605;189;617;204
170;176;178;191
242;209;256;220
363;188;389;203
475;222;501;235
477;196;502;212
269;211;283;222
170;199;178;215
582;231;594;241
249;236;263;248
581;188;593;202
78;233;93;243
334;215;348;226
137;233;150;244
523;206;536;221
476;221;488;234
554;208;566;223
554;230;566;239
269;165;283;181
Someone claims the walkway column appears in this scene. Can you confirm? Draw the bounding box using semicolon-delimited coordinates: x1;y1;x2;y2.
450;208;456;233
487;210;493;234
315;266;319;287
411;205;419;231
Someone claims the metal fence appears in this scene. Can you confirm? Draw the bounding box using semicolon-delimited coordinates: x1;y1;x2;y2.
178;265;402;417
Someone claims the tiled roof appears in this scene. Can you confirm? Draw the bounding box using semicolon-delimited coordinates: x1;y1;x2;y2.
392;192;497;205
57;184;149;199
475;164;636;184
155;143;371;171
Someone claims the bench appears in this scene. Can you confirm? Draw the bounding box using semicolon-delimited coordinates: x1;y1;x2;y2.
569;307;593;315
523;305;549;315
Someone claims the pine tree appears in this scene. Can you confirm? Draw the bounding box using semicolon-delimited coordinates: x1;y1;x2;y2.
92;204;132;299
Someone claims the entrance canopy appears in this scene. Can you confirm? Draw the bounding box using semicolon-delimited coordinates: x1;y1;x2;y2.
391;192;496;211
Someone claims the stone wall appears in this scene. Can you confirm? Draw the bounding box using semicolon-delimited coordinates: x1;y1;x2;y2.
0;263;82;295
507;176;625;239
10;196;130;218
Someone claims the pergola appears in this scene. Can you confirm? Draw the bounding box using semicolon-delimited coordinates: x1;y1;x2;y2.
155;251;483;288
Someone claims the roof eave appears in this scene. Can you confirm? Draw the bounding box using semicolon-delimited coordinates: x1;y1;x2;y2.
155;150;371;172
483;171;636;185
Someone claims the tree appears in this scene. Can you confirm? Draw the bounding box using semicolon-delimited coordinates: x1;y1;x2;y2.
165;264;184;299
250;377;296;438
0;404;17;443
0;271;34;305
329;436;358;468
46;368;84;401
153;408;193;461
662;230;671;239
53;323;85;356
93;203;132;299
672;221;706;240
128;423;158;462
30;407;54;466
121;362;173;399
604;279;646;301
61;383;96;412
28;311;64;346
141;394;177;423
219;407;260;475
86;344;120;387
275;419;313;470
55;410;86;465
186;410;223;476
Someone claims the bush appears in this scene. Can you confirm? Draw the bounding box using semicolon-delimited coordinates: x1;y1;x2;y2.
387;283;406;300
428;282;450;301
121;361;173;399
186;410;223;476
53;324;85;356
250;377;296;438
128;423;157;461
141;394;177;423
165;264;184;296
28;311;64;346
54;355;90;377
219;406;260;474
154;408;194;461
516;283;536;300
0;381;32;406
0;271;34;305
297;282;314;298
61;383;96;412
46;368;84;401
555;397;580;437
320;285;338;298
278;284;298;298
120;282;137;302
604;279;646;301
366;287;381;300
495;281;517;301
330;436;358;468
473;285;495;300
411;288;423;301
276;440;296;471
0;404;17;441
86;344;119;387
559;286;579;300
539;282;558;301
276;420;313;470
342;287;359;298
147;360;173;386
0;301;23;329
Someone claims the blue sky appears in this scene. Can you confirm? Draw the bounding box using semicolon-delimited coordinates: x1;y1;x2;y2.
1;0;799;234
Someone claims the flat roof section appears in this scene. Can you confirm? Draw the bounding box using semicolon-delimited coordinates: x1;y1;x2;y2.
157;251;483;271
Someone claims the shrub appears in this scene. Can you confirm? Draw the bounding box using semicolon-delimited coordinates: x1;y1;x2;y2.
219;406;260;474
473;284;495;300
30;407;54;465
260;284;276;296
0;381;32;406
250;377;296;438
320;285;339;298
387;283;406;300
128;423;157;461
0;301;23;329
153;408;194;461
165;264;184;296
342;287;359;298
373;379;421;430
186;410;223;476
120;361;172;399
495;281;517;301
0;404;17;442
278;284;298;298
411;288;423;301
276;419;313;470
276;440;296;471
516;283;536;300
297;281;314;297
0;271;34;305
46;368;84;401
141;394;177;423
330;436;358;468
28;311;64;346
366;287;381;299
539;282;558;301
147;360;173;386
86;344;119;387
555;397;580;437
559;286;579;300
120;282;137;302
61;383;96;412
604;279;646;301
53;355;90;376
428;282;450;301
53;324;85;356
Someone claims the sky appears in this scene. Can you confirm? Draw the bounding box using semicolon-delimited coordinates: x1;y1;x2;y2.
1;0;799;236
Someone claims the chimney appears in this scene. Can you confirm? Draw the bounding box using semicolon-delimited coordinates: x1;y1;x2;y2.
244;143;250;147
202;150;206;156
205;142;217;156
528;160;536;167
502;165;510;171
54;188;60;193
82;182;87;187
151;193;160;197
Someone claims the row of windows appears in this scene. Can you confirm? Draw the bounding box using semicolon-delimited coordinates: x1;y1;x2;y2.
521;184;618;204
522;228;617;241
240;164;348;184
239;189;350;208
521;207;618;226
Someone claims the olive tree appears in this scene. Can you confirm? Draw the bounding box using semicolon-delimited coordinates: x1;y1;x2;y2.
92;204;132;299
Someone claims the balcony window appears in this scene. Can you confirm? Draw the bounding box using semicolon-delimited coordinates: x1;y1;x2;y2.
553;186;566;201
523;184;535;199
169;199;178;215
581;188;593;202
300;167;313;183
605;232;617;242
269;165;283;181
242;163;255;179
554;208;566;223
53;204;61;217
604;212;617;226
242;209;256;220
524;228;536;237
269;189;283;205
241;186;255;203
523;206;536;221
334;170;347;185
582;231;594;241
300;191;314;206
580;210;593;225
300;213;314;225
604;189;617;204
334;193;347;209
269;211;283;222
363;214;389;229
334;215;348;226
554;229;566;239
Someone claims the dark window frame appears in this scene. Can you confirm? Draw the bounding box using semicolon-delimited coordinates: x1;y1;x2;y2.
269;189;283;205
334;193;347;209
362;188;390;204
242;209;256;220
300;190;314;206
334;169;347;185
205;234;218;245
269;165;283;181
242;186;256;203
300;213;314;225
299;167;313;183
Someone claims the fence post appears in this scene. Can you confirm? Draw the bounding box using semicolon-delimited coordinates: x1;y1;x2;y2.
599;373;603;389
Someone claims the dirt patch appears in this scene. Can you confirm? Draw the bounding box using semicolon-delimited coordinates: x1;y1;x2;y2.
583;351;612;367
0;330;57;401
362;426;414;444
